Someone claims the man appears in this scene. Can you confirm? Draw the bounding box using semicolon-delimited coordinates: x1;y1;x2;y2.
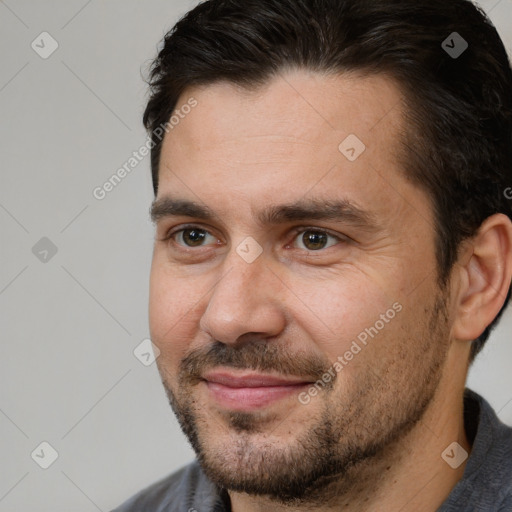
113;0;512;510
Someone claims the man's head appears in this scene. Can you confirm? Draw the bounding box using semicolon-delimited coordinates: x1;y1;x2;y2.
145;0;512;504
145;0;512;361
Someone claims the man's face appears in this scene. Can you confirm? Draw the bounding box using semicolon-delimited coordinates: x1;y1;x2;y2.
149;70;453;501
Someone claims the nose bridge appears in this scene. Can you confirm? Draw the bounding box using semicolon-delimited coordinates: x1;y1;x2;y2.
199;250;285;344
218;253;261;305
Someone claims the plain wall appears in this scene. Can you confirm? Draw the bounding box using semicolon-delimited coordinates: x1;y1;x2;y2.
1;1;511;510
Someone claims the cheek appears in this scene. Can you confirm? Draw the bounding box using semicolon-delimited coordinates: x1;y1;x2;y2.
148;264;204;361
289;272;398;357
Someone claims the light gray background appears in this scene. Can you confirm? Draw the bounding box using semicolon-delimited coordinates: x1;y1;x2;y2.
1;1;511;510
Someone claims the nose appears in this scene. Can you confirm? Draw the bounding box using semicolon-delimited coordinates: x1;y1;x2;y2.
199;255;287;345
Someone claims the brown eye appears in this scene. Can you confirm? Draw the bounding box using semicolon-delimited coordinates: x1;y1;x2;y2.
175;228;214;247
295;230;339;251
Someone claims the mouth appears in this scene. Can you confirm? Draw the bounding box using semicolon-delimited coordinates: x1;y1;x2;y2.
201;370;314;411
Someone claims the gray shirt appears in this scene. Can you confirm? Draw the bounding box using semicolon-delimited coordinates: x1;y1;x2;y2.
112;389;512;511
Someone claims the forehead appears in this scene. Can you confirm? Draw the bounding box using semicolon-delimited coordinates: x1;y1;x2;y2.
164;70;405;156
156;70;432;235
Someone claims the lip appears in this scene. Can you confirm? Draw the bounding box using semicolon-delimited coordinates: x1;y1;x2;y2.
202;370;313;411
203;370;312;388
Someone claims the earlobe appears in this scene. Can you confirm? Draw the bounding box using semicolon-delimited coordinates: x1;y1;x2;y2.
452;213;512;342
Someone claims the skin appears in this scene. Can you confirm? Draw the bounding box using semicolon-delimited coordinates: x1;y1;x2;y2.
149;69;512;512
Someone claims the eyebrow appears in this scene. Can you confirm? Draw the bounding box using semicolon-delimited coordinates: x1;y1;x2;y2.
259;199;377;229
151;198;215;223
150;196;379;231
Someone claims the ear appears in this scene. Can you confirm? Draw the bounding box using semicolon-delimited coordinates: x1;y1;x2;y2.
452;213;512;342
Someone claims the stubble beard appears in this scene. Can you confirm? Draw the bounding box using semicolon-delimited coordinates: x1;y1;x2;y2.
160;293;451;505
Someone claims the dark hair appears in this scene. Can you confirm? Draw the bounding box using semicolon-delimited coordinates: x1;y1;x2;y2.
143;0;512;361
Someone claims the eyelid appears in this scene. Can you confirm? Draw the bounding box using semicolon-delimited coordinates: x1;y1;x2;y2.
159;223;217;242
288;226;348;245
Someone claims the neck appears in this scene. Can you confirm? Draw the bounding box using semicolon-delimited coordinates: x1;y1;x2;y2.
229;350;471;512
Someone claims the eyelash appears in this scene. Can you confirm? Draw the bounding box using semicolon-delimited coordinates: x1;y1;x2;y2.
160;224;345;252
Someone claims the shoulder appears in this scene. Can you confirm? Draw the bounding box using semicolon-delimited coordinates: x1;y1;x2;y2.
111;460;226;512
475;391;512;501
440;390;512;511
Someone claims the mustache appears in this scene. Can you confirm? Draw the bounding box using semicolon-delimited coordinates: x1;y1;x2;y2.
179;340;334;385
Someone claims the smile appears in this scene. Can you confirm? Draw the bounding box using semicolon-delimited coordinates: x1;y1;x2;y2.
202;370;313;411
